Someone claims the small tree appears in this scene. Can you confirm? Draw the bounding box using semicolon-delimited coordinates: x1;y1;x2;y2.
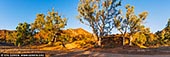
132;32;146;48
155;19;170;45
114;4;148;46
15;22;32;46
45;9;67;44
77;0;121;46
159;19;170;45
155;30;165;45
164;19;170;42
145;32;157;46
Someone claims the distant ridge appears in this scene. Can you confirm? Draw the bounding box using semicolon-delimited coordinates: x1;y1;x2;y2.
0;30;15;39
62;28;93;38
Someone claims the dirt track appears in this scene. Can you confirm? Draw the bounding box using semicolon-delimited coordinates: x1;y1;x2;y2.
1;49;170;57
1;46;170;57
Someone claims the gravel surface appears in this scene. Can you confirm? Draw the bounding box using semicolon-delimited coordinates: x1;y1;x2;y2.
1;46;170;57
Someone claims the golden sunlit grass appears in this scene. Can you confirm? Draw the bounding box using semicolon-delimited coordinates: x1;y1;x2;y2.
39;45;63;50
27;28;96;51
29;40;94;51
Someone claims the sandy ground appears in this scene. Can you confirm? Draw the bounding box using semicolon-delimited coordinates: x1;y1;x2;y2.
1;46;170;57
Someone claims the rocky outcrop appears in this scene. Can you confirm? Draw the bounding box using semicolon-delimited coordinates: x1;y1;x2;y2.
0;30;15;41
62;28;94;40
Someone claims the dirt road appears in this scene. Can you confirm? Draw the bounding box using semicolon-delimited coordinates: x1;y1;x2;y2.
1;46;170;57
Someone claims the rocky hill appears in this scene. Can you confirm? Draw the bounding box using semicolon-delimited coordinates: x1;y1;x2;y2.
62;28;94;40
0;30;15;40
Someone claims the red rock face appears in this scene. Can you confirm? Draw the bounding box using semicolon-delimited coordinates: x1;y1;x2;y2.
0;30;15;41
0;30;8;39
62;28;94;39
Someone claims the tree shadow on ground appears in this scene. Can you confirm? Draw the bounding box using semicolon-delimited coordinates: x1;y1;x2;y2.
118;46;170;55
51;47;122;57
51;46;170;57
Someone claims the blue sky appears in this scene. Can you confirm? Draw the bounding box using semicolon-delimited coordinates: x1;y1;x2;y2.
0;0;170;33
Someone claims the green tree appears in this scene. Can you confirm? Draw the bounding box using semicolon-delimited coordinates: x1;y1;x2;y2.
32;9;67;44
155;30;164;45
45;9;67;44
155;19;170;45
162;19;170;44
132;32;147;48
114;4;148;46
31;14;46;43
15;22;32;46
145;32;157;46
77;0;121;46
132;26;151;48
164;19;170;43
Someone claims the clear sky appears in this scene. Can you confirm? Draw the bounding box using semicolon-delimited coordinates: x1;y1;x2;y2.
0;0;170;33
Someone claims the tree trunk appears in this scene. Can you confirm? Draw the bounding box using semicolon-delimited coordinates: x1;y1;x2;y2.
93;34;98;42
93;34;102;46
122;32;127;45
123;37;125;45
98;37;102;46
61;41;66;48
129;36;133;46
